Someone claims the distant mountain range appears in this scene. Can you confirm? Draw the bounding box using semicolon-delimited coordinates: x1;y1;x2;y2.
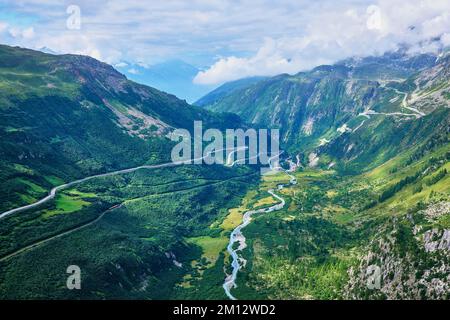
116;60;217;103
199;50;450;172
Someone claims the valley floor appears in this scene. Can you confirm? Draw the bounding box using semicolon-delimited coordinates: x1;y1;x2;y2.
229;148;449;299
0;142;449;300
176;143;450;300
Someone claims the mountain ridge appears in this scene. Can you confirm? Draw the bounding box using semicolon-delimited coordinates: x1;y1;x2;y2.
0;44;242;212
0;44;448;300
199;50;449;172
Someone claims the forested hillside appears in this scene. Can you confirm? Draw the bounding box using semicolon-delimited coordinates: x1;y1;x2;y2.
199;51;449;172
0;45;448;300
0;45;241;212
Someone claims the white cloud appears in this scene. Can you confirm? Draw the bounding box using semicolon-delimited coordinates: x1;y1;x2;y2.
1;0;450;86
366;5;384;32
0;22;8;33
442;33;450;47
194;38;331;84
22;27;35;39
8;26;35;39
8;27;20;38
127;68;140;75
195;0;450;84
136;62;149;69
114;62;128;68
31;33;103;60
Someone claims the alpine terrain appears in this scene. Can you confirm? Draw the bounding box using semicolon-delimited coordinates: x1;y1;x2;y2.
0;44;449;300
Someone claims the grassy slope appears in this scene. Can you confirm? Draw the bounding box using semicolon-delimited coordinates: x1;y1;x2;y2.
227;136;449;299
0;45;256;299
0;45;243;212
0;164;259;299
1;45;448;300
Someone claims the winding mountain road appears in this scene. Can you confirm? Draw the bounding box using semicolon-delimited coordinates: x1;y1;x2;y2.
0;171;258;263
351;86;426;133
0;147;245;221
0;162;180;220
390;87;425;118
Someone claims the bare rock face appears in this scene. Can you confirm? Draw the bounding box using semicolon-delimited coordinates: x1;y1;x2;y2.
103;99;172;139
308;152;319;167
440;230;450;251
424;228;450;253
345;202;450;300
410;54;450;114
424;202;450;221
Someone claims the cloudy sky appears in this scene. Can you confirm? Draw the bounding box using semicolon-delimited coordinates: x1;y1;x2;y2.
1;0;450;85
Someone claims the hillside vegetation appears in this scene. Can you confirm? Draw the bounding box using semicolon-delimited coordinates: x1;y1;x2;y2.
0;45;448;300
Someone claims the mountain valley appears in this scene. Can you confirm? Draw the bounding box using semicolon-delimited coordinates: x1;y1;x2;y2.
0;45;448;300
